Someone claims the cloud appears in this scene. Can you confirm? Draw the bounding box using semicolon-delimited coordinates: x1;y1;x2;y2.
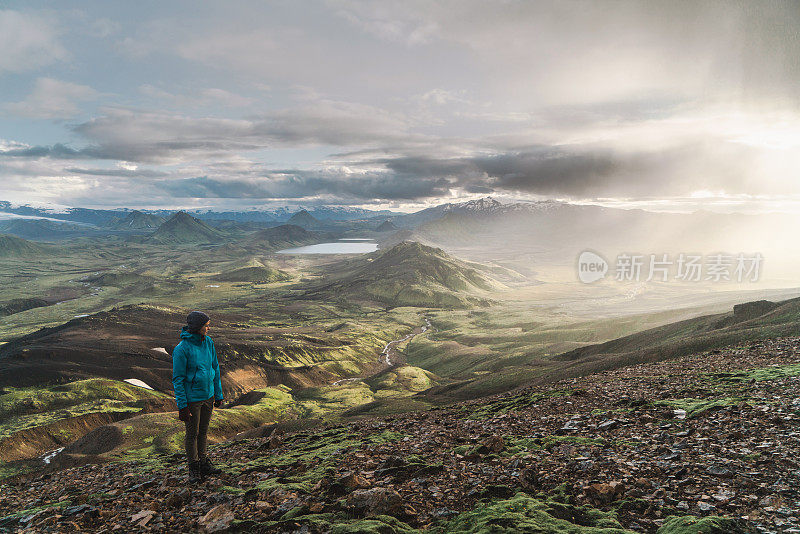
0;143;100;159
139;85;255;108
5;78;98;119
0;2;797;211
1;99;417;163
368;140;769;199
0;10;66;73
332;0;800;107
155;169;451;201
65;166;168;178
331;1;439;45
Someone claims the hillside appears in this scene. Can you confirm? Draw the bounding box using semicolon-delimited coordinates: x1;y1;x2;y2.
147;212;225;244
555;295;800;367
376;220;398;232
106;210;164;230
287;209;320;229
213;265;291;284
395;196;505;227
305;241;501;308
0;234;47;258
0;303;412;466
1;337;796;533
0;219;91;241
246;224;331;250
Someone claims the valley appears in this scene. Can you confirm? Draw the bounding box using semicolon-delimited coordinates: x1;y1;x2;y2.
1;198;798;533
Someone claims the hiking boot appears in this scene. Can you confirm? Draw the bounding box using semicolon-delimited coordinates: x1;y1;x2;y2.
188;460;204;483
199;457;221;476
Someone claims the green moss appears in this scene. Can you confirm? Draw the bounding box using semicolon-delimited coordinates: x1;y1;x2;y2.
656;515;753;534
654;397;742;418
464;389;572;420
431;492;635;533
225;426;404;493
0;462;38;481
329;515;420;533
294;382;375;418
710;363;800;383
232;514;419;534
502;435;607;456
366;430;406;444
0;499;70;523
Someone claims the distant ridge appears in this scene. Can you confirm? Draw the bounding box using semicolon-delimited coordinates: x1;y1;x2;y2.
0;233;47;257
246;224;331;250
555;295;800;366
0;219;88;241
147;212;225;244
108;210;164;230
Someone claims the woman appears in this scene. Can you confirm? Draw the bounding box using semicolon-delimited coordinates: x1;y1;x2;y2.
172;311;224;482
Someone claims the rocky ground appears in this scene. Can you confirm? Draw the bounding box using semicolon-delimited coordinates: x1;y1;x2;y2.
1;337;799;533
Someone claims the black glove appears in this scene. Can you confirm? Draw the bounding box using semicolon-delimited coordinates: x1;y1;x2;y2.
178;407;192;421
214;399;222;408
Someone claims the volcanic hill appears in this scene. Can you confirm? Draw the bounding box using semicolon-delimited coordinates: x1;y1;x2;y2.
305;241;501;308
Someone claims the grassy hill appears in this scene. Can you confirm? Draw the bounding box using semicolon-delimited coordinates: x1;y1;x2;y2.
213;264;291;283
305;241;502;308
81;271;191;297
554;295;800;367
147;211;225;244
0;220;89;241
246;224;331;250
0;234;47;257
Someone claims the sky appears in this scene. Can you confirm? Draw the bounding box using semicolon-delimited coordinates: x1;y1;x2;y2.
0;0;798;213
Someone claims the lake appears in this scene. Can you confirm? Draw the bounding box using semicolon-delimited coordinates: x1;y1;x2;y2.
277;240;378;254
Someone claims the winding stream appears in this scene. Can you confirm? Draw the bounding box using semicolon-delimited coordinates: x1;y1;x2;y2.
332;315;433;386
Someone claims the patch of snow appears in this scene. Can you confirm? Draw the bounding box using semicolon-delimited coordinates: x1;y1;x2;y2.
124;378;154;390
74;314;90;318
206;284;220;288
151;347;169;355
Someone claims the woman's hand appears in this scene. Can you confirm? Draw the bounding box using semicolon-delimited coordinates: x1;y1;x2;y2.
178;407;192;421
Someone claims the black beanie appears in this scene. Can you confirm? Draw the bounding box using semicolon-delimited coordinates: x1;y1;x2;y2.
186;311;210;333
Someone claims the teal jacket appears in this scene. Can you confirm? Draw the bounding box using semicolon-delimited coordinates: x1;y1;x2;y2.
172;327;223;409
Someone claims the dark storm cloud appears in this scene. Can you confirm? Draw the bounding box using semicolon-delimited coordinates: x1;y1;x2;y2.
0;139;263;163
1;102;415;164
375;141;756;198
375;147;630;196
0;143;100;159
152;145;703;202
155;171;452;201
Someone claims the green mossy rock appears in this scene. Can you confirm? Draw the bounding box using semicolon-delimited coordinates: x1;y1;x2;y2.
432;492;636;533
656;515;754;534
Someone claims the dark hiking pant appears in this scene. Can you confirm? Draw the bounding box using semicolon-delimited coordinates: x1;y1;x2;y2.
184;396;214;462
